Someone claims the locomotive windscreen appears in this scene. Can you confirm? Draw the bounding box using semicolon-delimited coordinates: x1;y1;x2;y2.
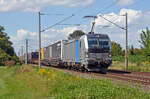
87;35;110;53
88;38;98;46
88;37;109;47
99;40;109;48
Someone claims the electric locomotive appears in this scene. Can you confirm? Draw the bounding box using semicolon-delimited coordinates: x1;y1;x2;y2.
62;33;112;73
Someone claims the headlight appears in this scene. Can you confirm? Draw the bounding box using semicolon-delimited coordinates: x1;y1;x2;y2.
85;53;88;58
108;54;112;58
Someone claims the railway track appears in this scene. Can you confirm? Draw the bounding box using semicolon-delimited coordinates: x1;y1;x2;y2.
102;72;150;85
31;64;150;86
59;67;150;86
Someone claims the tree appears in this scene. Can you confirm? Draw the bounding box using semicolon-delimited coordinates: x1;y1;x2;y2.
111;41;124;56
0;26;15;56
129;45;135;55
139;28;150;61
68;30;85;39
0;26;18;65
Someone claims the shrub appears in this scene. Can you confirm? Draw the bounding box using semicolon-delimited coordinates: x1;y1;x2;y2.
17;66;31;73
136;61;141;67
5;60;16;67
0;49;11;65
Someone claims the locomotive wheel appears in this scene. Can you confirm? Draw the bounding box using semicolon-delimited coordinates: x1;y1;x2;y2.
81;66;85;72
84;69;88;72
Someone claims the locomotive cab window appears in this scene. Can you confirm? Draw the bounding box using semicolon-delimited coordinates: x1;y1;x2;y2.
88;38;98;47
99;39;109;48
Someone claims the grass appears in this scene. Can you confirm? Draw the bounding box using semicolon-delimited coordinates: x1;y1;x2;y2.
0;65;150;99
110;61;150;72
111;55;150;72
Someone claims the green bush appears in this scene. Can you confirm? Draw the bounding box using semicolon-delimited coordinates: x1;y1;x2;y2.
5;60;16;67
112;55;145;64
0;49;20;66
0;49;11;65
112;56;124;62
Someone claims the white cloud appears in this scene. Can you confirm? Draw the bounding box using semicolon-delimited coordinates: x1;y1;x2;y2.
0;0;93;12
10;25;88;53
16;29;36;40
116;0;135;6
94;8;150;49
16;29;28;40
41;25;88;47
10;29;37;53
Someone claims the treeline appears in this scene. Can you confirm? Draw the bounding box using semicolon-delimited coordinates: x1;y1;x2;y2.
111;28;150;64
0;26;19;66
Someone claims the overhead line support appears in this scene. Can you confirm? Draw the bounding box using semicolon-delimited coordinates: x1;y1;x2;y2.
38;12;41;67
99;13;128;70
125;13;128;70
25;39;28;65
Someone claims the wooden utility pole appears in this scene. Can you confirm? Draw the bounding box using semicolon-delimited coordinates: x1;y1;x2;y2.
125;12;128;70
38;12;41;67
25;39;28;64
37;12;73;67
21;46;24;63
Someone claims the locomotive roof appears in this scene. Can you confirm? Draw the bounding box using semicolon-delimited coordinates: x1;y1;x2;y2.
86;34;109;39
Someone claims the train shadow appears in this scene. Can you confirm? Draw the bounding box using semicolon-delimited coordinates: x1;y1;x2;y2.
107;69;131;74
92;69;131;74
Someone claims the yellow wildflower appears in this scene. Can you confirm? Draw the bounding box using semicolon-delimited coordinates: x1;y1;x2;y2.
48;78;51;81
47;71;51;75
68;77;72;81
38;68;47;75
144;61;150;65
50;69;54;73
76;76;81;81
52;74;56;78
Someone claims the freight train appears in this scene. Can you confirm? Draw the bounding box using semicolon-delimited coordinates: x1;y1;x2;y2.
28;33;112;73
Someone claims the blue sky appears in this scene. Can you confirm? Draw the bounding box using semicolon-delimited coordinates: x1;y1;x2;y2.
0;0;150;55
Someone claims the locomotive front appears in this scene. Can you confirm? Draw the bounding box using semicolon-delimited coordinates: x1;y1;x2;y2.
83;34;112;73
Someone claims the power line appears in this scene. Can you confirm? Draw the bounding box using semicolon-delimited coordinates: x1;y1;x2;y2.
143;9;150;14
99;13;129;70
40;13;64;16
41;14;75;32
96;2;116;14
99;14;125;30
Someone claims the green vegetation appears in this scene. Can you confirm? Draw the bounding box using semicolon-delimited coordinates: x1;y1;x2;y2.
0;65;150;99
111;28;150;71
110;61;150;72
112;55;145;63
111;41;124;56
0;26;19;65
139;28;150;62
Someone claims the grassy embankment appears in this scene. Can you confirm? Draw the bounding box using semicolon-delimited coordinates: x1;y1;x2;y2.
110;55;150;72
0;65;150;99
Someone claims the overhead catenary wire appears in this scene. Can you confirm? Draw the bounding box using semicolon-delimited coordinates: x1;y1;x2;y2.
99;14;126;30
40;13;64;16
41;14;75;32
96;1;116;15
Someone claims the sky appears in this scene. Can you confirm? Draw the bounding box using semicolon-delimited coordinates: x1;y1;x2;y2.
0;0;150;55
